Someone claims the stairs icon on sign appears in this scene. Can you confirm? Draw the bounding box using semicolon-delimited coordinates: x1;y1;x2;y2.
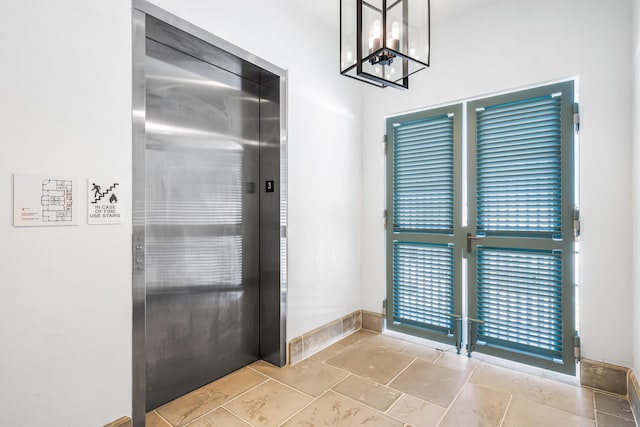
92;183;119;204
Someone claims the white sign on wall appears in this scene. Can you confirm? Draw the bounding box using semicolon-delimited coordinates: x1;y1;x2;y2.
13;173;78;227
88;179;122;225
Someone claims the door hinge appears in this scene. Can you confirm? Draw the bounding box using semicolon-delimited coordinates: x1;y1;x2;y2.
573;208;580;241
383;134;388;155
574;332;581;362
382;298;387;316
383;209;388;228
573;103;580;133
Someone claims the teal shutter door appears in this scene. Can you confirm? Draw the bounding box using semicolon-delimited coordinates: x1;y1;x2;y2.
386;81;575;374
467;82;575;373
387;106;462;342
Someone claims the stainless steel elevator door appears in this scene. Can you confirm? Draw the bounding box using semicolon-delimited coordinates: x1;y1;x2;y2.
144;38;261;410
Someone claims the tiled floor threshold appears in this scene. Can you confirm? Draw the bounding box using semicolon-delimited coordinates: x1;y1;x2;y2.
146;330;637;427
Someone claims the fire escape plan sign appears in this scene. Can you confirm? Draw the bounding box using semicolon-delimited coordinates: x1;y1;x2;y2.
13;173;78;227
88;179;122;225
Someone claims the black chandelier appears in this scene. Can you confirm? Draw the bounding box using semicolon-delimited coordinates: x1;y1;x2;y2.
340;0;430;89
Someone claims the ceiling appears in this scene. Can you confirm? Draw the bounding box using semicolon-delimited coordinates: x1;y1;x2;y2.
293;0;505;28
431;0;503;23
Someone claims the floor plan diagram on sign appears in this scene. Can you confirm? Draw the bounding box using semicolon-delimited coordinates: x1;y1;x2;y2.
13;174;78;227
41;179;73;222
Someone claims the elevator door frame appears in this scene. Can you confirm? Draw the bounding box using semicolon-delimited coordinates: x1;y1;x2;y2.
132;2;288;425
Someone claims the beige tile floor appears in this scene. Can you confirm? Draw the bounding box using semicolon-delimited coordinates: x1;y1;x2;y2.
146;330;637;427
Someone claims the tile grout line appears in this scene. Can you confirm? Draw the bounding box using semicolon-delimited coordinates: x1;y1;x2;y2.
323;388;408;425
435;363;480;426
276;390;326;427
593;386;598;427
309;342;348;362
314;332;372;367
465;358;482;382
473;362;602;422
329;372;353;394
330;374;404;414
596;409;636;422
432;349;446;365
246;364;270;376
383;392;406;415
498;395;513;427
222;402;255;426
385;358;418;387
182;377;271;426
323;361;356;378
260;376;319;401
152;410;173;427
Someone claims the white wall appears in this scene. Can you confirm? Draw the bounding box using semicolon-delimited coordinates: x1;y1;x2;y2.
0;2;132;426
0;1;362;425
361;0;634;367
632;0;640;376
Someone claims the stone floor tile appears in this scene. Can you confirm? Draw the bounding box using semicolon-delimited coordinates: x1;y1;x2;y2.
433;351;479;373
469;363;594;419
325;342;414;384
594;392;635;420
389;359;468;407
331;374;402;411
188;408;250;427
335;329;378;346
249;359;348;397
502;397;595;427
401;342;441;362
224;379;312;427
596;411;637;427
308;342;347;362
145;411;171;427
386;394;445;426
156;367;268;426
439;383;510;427
361;334;411;352
281;391;403;427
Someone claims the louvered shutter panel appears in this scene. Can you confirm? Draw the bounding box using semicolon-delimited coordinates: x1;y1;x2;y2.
392;242;454;333
475;96;562;236
476;248;564;361
388;109;459;339
393;115;454;233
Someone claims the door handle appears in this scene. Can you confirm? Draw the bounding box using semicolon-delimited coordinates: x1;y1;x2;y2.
466;233;484;253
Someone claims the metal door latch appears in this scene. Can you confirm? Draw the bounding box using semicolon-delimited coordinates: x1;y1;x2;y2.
466;233;484;253
466;317;484;357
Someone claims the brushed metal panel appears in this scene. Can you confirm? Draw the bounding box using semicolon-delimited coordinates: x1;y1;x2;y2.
132;4;288;424
131;8;147;426
259;78;285;366
144;38;261;410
